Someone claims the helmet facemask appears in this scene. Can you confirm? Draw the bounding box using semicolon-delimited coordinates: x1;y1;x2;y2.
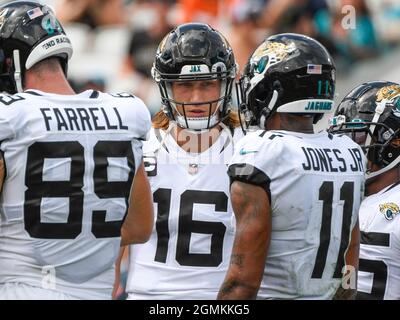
0;48;16;92
152;23;237;131
237;66;277;131
330;97;400;180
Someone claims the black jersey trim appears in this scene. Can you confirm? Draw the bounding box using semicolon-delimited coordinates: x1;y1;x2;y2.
360;231;390;247
24;90;42;96
384;181;400;194
89;90;99;99
228;163;271;200
259;130;267;138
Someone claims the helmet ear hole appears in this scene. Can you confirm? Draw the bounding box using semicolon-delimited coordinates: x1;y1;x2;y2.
161;50;171;61
217;50;227;61
272;80;283;97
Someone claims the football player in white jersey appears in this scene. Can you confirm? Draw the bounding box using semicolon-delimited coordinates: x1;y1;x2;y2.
119;23;243;300
330;81;400;299
0;1;153;299
218;33;366;300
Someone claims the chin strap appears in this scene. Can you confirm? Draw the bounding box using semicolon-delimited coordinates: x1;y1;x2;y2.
365;100;386;149
259;90;278;129
13;50;23;93
159;120;234;159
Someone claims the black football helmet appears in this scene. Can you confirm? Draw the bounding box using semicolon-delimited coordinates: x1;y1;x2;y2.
329;81;400;180
151;22;237;130
238;33;335;129
0;1;73;93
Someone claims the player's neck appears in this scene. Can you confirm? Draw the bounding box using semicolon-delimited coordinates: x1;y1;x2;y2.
24;71;75;95
173;125;222;153
366;167;399;196
267;114;314;133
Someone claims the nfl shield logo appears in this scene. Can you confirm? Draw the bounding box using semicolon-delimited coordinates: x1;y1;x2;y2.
188;163;198;175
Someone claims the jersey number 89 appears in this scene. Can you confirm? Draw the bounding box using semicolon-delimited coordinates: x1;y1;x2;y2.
24;141;135;239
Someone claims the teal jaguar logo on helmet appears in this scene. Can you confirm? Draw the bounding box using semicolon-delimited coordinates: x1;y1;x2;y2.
256;56;268;73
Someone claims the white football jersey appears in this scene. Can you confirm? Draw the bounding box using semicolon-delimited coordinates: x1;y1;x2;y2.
228;129;366;299
126;126;243;299
0;90;151;299
357;182;400;300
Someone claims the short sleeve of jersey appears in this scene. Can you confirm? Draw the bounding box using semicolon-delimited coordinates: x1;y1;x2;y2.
106;93;151;173
126;96;151;173
108;93;151;142
228;131;282;196
0;105;16;145
132;96;151;142
132;138;144;174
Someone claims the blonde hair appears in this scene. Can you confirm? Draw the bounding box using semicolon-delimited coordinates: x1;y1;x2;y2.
152;109;241;130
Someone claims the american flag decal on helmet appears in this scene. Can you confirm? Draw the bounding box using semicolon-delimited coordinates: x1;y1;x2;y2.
307;64;322;74
27;7;44;20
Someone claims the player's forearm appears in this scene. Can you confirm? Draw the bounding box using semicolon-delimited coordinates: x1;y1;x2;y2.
332;287;357;300
121;201;153;245
218;240;266;300
346;220;360;271
218;181;271;300
218;252;261;299
333;221;360;300
121;163;154;246
121;205;153;245
218;272;259;299
113;246;126;299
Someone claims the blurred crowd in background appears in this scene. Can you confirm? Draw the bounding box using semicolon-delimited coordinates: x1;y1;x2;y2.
2;0;397;116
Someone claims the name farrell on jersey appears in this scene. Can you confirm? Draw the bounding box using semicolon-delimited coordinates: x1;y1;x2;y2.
40;107;128;131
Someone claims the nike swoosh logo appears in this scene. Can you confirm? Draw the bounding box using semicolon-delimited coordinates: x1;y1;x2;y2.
239;148;258;155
